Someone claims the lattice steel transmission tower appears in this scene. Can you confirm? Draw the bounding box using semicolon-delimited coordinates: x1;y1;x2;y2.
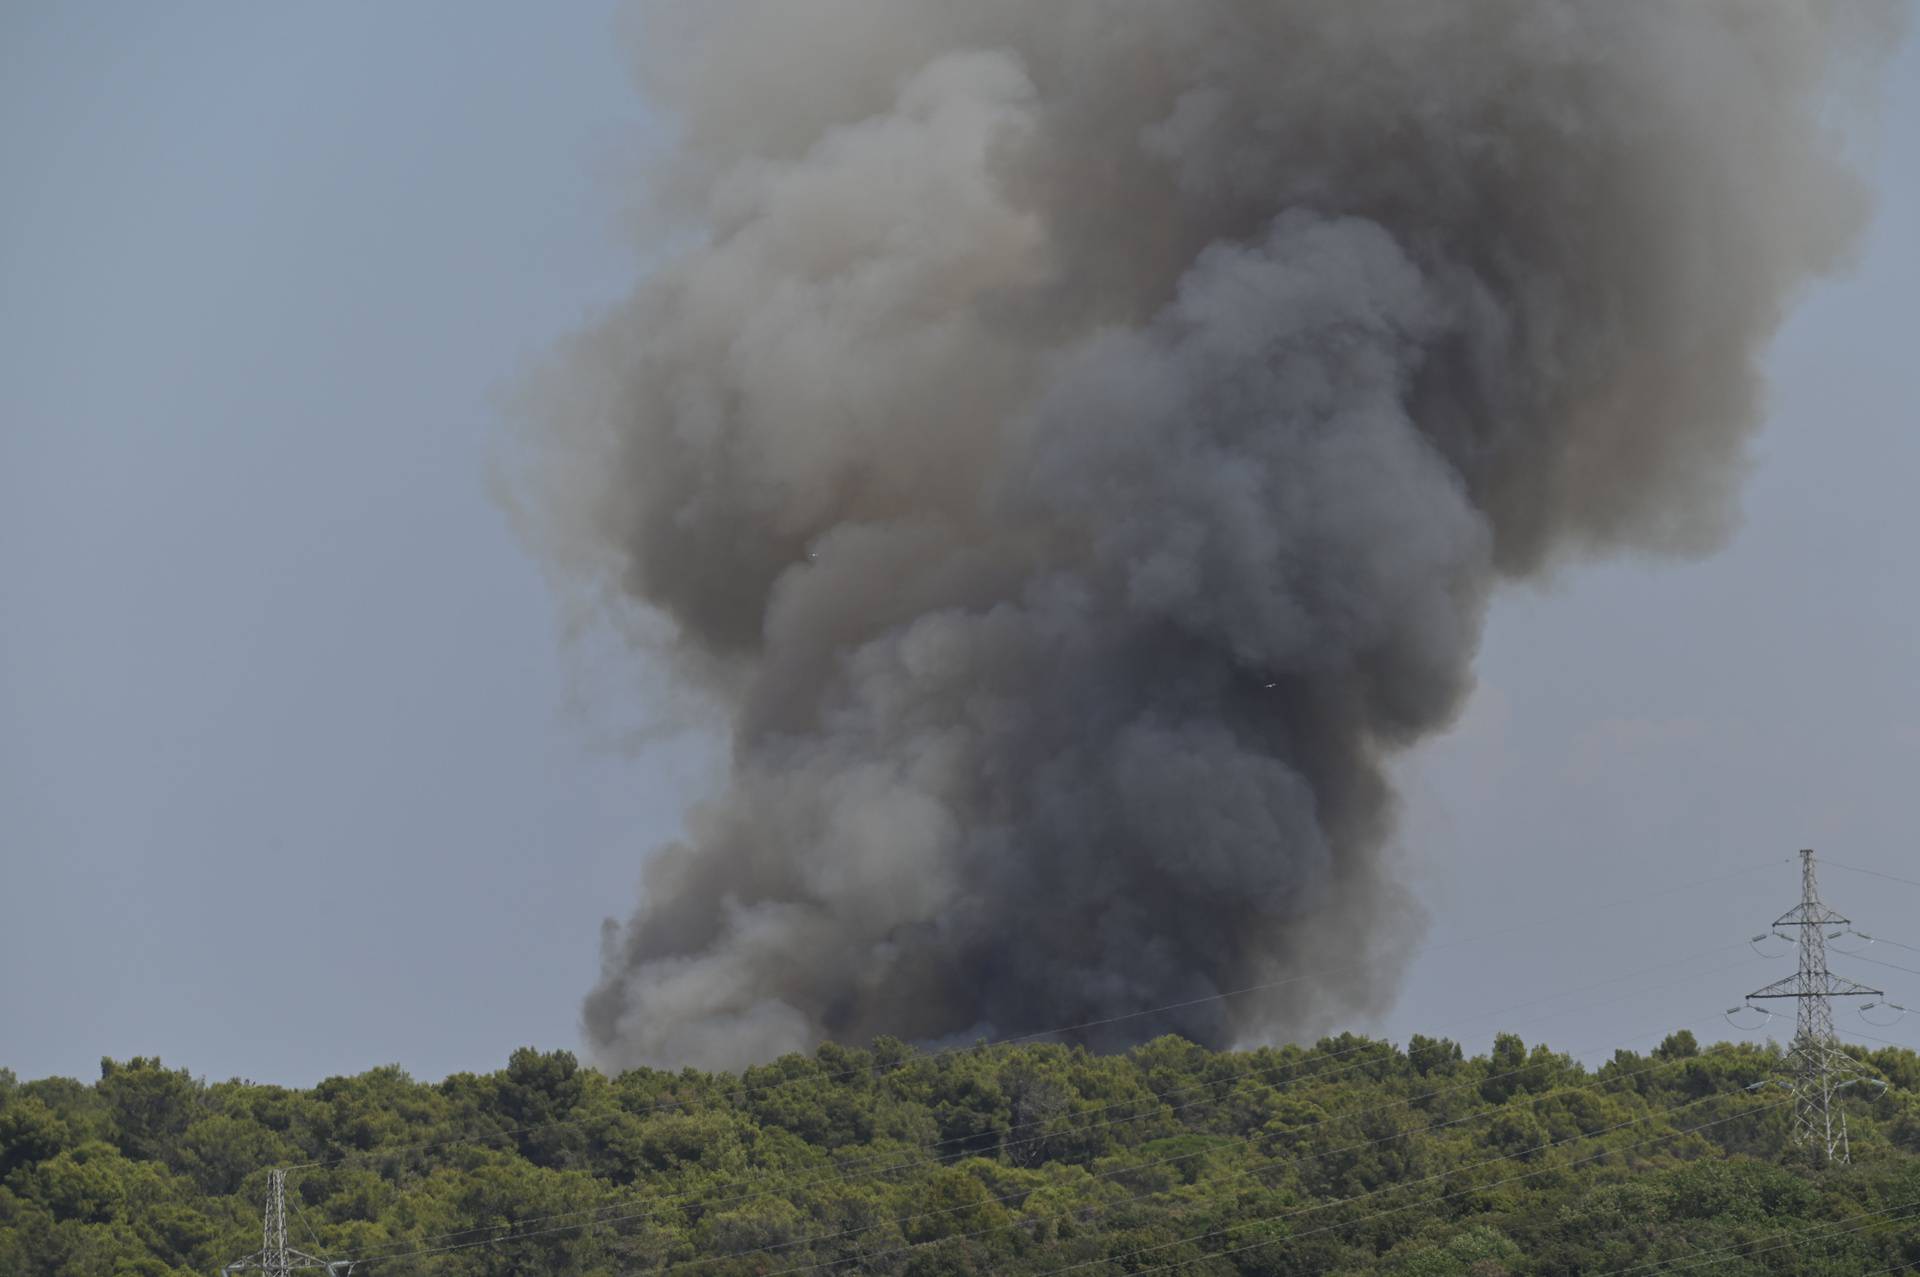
218;1168;353;1276
1744;848;1883;1164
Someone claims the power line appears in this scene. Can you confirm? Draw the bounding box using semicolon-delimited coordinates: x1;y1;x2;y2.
690;1024;1754;1276
1197;1213;1920;1277
1724;1020;1920;1068
1587;1198;1920;1277
739;1054;1782;1277
296;981;1916;1273
337;1013;1751;1267
1821;859;1920;892
1850;951;1920;980
340;1010;1730;1271
1855;1028;1920;1052
1108;1104;1803;1275
320;954;1756;1269
278;856;1788;1176
1024;1094;1790;1275
261;860;1794;1270
289;1193;329;1258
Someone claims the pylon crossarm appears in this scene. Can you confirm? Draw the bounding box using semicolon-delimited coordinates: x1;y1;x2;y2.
1792;1041;1882;1073
221;1255;339;1275
1747;974;1804;999
1823;974;1884;998
1783;1047;1868;1074
1748;973;1882;1000
1774;901;1850;928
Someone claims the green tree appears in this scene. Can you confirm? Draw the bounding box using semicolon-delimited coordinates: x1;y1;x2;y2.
1407;1034;1462;1077
1654;1030;1700;1060
96;1058;199;1164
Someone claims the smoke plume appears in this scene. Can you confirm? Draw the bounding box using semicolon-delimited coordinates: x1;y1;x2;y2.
519;1;1899;1071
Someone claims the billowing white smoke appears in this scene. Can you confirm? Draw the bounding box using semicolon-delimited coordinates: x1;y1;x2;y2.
519;0;1900;1071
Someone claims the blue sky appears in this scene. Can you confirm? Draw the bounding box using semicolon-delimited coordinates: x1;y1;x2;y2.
4;4;1917;1086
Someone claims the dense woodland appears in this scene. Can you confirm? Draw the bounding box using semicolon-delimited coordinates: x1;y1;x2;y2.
4;1030;1919;1276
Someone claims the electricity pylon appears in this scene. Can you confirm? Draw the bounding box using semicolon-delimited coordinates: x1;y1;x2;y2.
218;1169;353;1276
1745;848;1883;1164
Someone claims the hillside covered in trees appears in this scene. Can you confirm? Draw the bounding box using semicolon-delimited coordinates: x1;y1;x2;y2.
4;1030;1919;1275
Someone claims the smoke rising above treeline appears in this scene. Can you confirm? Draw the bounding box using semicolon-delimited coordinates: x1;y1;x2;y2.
516;0;1901;1071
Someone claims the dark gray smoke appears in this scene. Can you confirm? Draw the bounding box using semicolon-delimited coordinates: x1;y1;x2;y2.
518;0;1900;1071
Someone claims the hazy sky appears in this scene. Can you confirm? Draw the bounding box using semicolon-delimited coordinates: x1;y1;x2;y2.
4;4;1917;1087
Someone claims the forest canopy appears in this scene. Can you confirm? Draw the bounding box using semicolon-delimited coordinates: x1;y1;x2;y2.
3;1030;1919;1275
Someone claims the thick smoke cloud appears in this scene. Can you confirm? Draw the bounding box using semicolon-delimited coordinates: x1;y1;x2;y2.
520;1;1899;1071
